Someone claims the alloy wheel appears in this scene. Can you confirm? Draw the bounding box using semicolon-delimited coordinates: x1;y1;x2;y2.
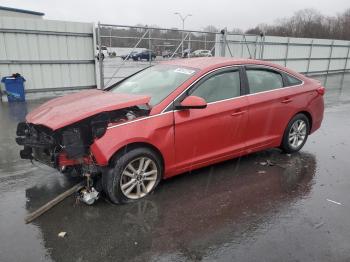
288;119;307;149
120;157;158;199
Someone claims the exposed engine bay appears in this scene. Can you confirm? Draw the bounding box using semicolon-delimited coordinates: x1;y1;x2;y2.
16;104;150;174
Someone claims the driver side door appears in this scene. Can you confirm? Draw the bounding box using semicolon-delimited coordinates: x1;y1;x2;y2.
172;67;249;172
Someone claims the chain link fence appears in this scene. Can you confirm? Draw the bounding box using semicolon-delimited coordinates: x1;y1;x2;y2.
96;23;222;88
96;23;350;89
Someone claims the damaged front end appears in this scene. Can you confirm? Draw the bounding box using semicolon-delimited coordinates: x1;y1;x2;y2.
16;104;150;176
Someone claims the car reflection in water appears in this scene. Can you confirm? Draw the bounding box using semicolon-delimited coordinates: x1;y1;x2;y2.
25;149;316;261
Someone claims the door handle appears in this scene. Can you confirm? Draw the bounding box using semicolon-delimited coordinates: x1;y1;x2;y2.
231;110;246;116
281;98;293;104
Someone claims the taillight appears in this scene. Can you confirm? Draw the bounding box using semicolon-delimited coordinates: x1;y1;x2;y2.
317;86;325;96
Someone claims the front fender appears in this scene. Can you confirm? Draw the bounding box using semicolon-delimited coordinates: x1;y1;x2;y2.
90;112;175;171
91;136;158;166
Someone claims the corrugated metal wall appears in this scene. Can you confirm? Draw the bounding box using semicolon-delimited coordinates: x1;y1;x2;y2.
0;17;96;93
215;34;350;74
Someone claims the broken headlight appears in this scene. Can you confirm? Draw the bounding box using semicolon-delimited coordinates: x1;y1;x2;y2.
91;113;109;139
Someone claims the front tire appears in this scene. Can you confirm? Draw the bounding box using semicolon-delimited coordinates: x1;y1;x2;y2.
105;148;162;204
281;113;310;153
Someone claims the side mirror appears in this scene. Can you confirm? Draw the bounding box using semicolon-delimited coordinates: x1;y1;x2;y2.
176;96;207;110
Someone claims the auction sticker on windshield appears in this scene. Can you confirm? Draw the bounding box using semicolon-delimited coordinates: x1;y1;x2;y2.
174;68;196;75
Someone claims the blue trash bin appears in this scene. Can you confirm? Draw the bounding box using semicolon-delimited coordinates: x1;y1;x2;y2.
1;74;26;102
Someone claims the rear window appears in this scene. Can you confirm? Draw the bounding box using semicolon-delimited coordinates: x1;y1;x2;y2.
285;74;302;86
246;69;283;94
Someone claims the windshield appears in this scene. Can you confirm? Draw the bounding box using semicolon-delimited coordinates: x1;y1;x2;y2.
110;65;197;106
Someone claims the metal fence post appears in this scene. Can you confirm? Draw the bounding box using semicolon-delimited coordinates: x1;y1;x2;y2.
220;28;227;57
306;39;314;74
148;27;152;66
181;28;184;57
339;41;349;96
92;22;98;90
97;22;104;89
323;74;329;87
284;37;290;67
188;33;191;58
326;40;335;74
260;34;265;60
109;27;112;49
254;35;258;59
343;42;350;73
240;34;244;57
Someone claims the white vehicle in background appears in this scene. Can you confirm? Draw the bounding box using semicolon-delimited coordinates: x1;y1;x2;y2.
95;45;109;60
192;49;212;57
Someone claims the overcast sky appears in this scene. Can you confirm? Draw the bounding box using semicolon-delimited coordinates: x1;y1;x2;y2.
1;0;349;30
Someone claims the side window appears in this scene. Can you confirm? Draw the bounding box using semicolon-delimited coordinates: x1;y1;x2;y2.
190;71;240;103
285;74;302;86
246;69;283;94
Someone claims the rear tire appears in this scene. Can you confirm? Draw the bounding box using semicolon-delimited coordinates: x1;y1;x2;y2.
105;147;162;204
281;113;310;153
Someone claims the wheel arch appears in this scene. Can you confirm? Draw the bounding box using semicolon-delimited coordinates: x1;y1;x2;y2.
109;142;165;171
280;110;313;147
296;110;313;133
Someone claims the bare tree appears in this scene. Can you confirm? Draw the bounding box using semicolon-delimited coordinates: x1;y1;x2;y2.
246;8;350;40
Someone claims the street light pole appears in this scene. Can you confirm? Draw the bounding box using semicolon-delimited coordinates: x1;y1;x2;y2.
174;12;192;57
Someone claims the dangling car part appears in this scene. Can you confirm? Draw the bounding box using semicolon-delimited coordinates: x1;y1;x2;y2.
78;173;100;205
25;174;99;224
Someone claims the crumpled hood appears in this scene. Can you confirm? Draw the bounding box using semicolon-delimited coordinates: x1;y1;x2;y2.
26;89;150;130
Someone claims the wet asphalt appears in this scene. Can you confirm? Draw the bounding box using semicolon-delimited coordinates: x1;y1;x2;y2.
1;73;350;262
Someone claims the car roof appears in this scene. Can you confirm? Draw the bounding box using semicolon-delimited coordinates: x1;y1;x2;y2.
160;57;307;79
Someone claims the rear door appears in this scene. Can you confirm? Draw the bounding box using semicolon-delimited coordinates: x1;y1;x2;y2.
173;67;248;170
244;66;293;151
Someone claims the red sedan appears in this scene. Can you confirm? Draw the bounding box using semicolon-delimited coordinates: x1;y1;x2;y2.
16;57;325;204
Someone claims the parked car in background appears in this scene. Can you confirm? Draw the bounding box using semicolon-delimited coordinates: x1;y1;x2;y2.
162;50;178;58
120;51;138;60
95;45;109;60
192;49;212;57
132;50;156;61
16;57;325;204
